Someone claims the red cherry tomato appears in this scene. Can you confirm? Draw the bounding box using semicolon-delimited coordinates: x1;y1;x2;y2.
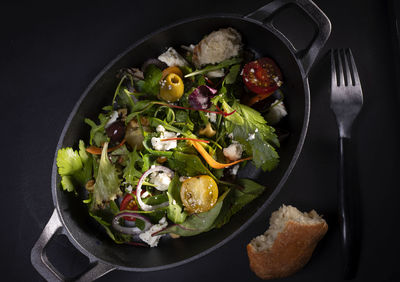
120;194;138;221
242;57;283;97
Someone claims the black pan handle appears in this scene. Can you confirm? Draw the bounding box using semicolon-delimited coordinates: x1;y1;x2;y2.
31;209;116;281
245;0;331;76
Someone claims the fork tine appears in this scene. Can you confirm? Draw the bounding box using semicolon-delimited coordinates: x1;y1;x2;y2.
347;49;361;86
331;50;337;87
341;49;351;86
336;50;345;86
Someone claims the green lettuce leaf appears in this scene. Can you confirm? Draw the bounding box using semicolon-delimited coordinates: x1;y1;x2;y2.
91;142;122;209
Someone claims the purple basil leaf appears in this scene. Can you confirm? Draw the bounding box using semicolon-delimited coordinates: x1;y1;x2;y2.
188;85;217;110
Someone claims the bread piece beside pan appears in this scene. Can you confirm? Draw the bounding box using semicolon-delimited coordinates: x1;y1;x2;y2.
247;205;328;280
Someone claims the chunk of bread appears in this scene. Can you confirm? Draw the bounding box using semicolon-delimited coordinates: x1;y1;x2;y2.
192;27;242;68
247;205;328;280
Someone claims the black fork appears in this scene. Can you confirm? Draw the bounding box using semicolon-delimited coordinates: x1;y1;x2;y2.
330;48;363;279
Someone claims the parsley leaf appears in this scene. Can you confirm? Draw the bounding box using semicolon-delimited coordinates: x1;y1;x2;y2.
223;100;280;171
56;140;93;192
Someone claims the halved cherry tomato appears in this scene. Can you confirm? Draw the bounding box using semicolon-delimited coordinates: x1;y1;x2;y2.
120;194;138;221
180;175;218;214
242;57;283;97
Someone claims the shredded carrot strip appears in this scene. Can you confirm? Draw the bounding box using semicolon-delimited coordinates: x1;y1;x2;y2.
154;102;235;117
160;137;209;143
190;141;252;169
86;139;126;155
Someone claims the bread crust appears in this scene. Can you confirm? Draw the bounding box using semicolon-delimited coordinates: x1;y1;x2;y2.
247;220;328;280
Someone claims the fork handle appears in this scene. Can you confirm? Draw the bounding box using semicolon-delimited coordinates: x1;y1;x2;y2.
338;137;357;279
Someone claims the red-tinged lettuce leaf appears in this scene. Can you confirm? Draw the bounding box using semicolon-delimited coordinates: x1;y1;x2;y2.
188;85;217;110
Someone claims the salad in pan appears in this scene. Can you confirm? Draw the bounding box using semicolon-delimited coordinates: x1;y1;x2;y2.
56;27;288;247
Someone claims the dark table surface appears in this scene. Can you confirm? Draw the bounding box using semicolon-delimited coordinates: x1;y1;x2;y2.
2;0;400;281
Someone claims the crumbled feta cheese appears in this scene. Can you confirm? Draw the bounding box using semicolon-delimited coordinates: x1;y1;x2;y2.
149;172;172;191
125;185;133;193
156;125;165;133
105;111;119;128
179;176;190;182
230;164;240;176
206;112;217;123
265;100;288;125
247;133;256;141
223;141;243;161
138;217;168;247
158;47;188;67
151;128;177;151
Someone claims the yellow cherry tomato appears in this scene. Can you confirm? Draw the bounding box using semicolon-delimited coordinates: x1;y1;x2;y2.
160;73;184;102
180;175;218;213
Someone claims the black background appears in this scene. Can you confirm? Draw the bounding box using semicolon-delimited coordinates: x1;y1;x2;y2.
2;0;400;281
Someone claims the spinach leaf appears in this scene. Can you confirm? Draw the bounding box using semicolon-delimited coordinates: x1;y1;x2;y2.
212;179;266;229
224;64;241;85
142;193;168;205
166;175;187;224
157;190;229;236
167;151;212;177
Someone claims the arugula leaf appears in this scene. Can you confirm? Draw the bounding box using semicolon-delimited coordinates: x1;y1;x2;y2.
56;140;92;192
91;143;122;209
135;65;162;96
84;113;109;146
89;210;131;244
123;149;143;185
224;100;280;171
185;57;243;78
166;175;187;224
213;179;266;228
157;190;229;236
